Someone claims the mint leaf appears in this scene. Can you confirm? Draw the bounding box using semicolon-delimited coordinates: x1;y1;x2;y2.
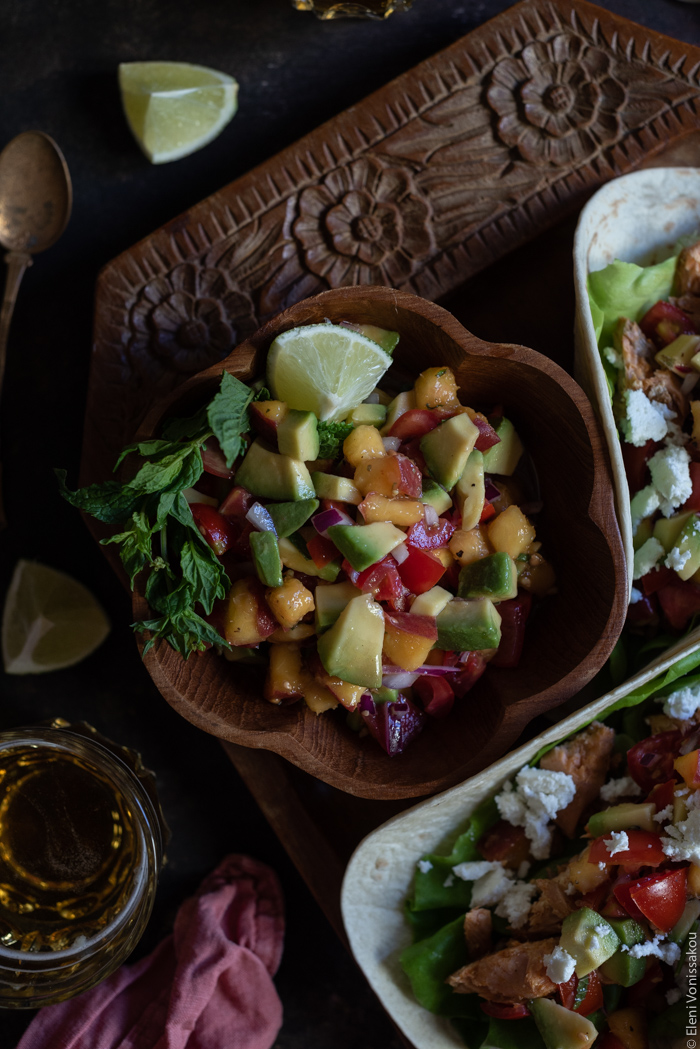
100;509;158;586
317;420;353;459
120;441;204;494
55;470;145;524
161;405;209;443
208;371;254;468
136;608;227;658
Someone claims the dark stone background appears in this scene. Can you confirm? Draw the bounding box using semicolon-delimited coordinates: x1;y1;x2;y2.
0;0;698;1046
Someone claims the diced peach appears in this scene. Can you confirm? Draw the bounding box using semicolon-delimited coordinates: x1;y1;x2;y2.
449;526;491;565
567;845;610;895
249;399;288;442
675;748;700;788
487;504;535;558
269;623;316;642
223;578;277;646
303;677;338;714
266;575;314;629
358;493;423;526
414;367;459;410
432;546;455;569
382;611;437;671
518;555;556;597
264;643;306;704
317;673;365;711
606;1008;647;1049
354;454;422;498
343;425;386;467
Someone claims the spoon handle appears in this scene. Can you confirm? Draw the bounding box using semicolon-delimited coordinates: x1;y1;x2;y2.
0;250;32;528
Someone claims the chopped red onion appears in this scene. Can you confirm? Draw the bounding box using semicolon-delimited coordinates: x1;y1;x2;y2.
312;507;354;537
682;373;700;395
246;502;277;534
484;479;500;502
382;663;459;677
364;392;381;404
392;542;409;564
423;503;440;529
382;671;419;689
382;436;401;452
359;692;375;713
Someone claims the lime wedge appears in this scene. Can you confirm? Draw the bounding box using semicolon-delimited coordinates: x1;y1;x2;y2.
266;323;393;421
118;61;238;164
2;561;110;674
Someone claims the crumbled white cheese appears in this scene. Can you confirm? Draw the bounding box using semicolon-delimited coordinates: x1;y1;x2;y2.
633;537;665;580
495;767;576;860
494;880;537;929
605;830;629;856
517;860;531;880
470;866;512;908
600;775;642;802
630;484;661;534
443;874;455;889
623;934;681;965
598;862;607;871
662;808;700;864
603;346;622;370
417;859;433;874
621;389;668;447
648;444;693;517
654;805;674;823
663;683;700;721
451;860;500;882
629;587;643;604
594;923;611;937
666;546;692;572
564;882;577;896
543;945;576;985
667;987;683;1005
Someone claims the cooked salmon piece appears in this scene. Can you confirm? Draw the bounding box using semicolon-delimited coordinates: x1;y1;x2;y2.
477;820;531;870
676;242;700;297
641;368;688;422
539;721;615;837
447;937;558;1002
674;294;700;330
526;871;577;935
613;318;654;390
463;908;493;960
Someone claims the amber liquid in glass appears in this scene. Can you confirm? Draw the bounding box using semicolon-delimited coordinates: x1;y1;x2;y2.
0;745;138;952
292;0;412;19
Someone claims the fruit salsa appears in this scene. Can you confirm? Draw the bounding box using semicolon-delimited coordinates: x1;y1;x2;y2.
59;320;554;755
589;239;700;652
400;657;700;1048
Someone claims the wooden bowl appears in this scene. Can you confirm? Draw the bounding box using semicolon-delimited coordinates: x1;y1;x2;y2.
133;286;627;800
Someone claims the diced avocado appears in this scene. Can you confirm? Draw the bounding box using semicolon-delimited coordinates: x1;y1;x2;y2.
420;478;452;516
420;413;479;490
346;403;387;428
560;907;620;977
455;449;485;530
235;439;315;501
327;522;406;572
316;593;385;688
249;531;283;588
266;498;319;538
371;686;399;704
410;585;452;618
655;333;700;375
599;918;646;987
314;580;361;633
311;472;362;505
668;513;700;581
670;899;700;944
436;598;501;651
381;390;416;434
481;417;523;476
652;510;693;552
458;552;518;602
586;801;656;836
277;409;320;461
355;323;399;355
278;536;340;581
529;997;597;1049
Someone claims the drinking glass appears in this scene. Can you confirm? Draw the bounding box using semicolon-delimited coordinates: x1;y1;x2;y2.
291;0;412;20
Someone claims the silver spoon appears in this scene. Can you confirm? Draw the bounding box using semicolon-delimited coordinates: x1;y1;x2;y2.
0;131;72;526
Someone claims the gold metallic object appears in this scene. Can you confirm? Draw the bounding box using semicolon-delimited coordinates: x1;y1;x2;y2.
0;131;72;527
292;0;412;19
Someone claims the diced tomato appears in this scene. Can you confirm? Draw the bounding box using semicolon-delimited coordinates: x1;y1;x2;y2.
657;578;700;631
479;502;496;523
306;533;338;569
599;892;629;919
396;546;445;594
621;439;656;497
406;518;455;550
201;436;235;478
471;415;501;452
612;872;649;924
388;409;441;441
577;879;612;912
394;453;424;497
356;557;409;610
190;503;237;556
648;779;676;814
479;1001;530;1020
399;437;429;476
413;675;455;719
341;559;360;585
588;829;665;869
627;867;688;933
558;970;603;1016
626;591;658;626
489;593;532;669
478;820;530;867
452;652;488;697
640;565;676;595
322;498;349;515
682;462;700;512
640;299;697;348
626;730;681;792
219;485;255;519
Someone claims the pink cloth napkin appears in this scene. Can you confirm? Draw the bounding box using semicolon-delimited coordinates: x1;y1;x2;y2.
18;854;285;1049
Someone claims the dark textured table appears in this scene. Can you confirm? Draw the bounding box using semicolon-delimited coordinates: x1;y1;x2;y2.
0;1;699;1046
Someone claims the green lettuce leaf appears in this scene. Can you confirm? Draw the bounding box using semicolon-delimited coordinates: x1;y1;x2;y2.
411;797;499;912
400;915;477;1016
207;370;254;468
587;254;677;348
